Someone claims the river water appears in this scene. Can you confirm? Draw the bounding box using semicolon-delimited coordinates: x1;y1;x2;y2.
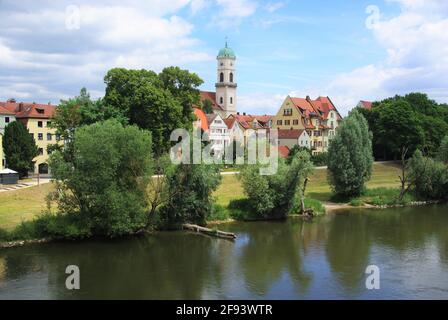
0;205;447;299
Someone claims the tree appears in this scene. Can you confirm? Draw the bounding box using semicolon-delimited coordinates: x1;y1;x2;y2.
159;164;222;229
202;99;214;114
159;66;204;124
437;135;448;164
327;110;374;198
2;121;38;177
49;88;111;161
359;93;448;160
49;120;153;237
103;68;202;155
239;151;314;219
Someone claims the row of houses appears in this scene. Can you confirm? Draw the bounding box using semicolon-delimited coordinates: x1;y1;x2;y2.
0;99;57;173
195;94;343;158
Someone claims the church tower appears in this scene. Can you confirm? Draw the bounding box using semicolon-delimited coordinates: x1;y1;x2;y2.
215;41;237;117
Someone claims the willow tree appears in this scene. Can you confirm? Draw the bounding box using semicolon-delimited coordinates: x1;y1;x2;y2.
327;110;374;198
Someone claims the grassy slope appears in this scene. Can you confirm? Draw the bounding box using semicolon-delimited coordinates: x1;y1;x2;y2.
0;163;402;230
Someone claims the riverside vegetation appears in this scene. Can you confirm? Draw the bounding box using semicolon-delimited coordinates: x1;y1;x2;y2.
1;68;448;243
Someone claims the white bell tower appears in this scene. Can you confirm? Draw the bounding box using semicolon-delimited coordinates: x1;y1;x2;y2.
215;40;237;117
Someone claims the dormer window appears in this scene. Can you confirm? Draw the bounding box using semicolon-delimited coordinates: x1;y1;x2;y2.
36;108;45;114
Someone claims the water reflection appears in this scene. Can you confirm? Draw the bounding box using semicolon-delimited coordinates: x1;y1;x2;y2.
0;205;447;299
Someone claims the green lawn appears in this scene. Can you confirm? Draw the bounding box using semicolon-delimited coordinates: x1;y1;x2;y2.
0;183;55;230
0;162;402;231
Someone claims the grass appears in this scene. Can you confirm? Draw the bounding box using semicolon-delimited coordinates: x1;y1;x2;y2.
0;162;404;231
0;182;54;231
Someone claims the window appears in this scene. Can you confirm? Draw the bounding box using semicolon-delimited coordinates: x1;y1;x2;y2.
5;117;9;123
331;121;334;129
220;72;224;82
276;120;282;125
38;133;43;140
293;120;299;125
220;62;224;66
230;73;234;83
38;148;44;156
36;108;44;114
47;133;52;141
331;112;334;119
220;97;223;104
230;97;233;104
285;120;290;125
38;121;43;128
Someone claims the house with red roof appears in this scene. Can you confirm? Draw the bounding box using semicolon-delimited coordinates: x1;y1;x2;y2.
272;95;343;154
277;145;290;159
357;100;373;110
278;129;310;150
0;99;59;174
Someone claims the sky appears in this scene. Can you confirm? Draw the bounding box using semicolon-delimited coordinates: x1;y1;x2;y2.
1;0;448;115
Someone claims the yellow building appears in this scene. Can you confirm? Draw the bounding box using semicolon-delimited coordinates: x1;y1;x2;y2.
272;95;342;154
1;100;58;174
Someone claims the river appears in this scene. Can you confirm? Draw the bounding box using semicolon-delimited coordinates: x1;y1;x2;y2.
0;205;447;299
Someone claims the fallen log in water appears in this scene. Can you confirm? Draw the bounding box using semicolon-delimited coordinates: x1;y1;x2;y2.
183;224;237;240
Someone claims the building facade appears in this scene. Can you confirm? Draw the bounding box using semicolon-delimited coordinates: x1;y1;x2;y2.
0;104;17;170
278;129;311;150
273;95;342;154
0;100;58;174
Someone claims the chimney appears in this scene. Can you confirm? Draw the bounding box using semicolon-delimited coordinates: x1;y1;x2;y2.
18;102;24;112
237;112;240;115
7;98;16;103
243;112;246;116
306;95;311;101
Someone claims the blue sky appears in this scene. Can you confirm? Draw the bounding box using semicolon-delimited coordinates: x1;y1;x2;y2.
1;0;447;115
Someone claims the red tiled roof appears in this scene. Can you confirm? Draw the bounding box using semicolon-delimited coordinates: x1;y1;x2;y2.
224;117;236;129
0;101;57;119
193;107;209;131
0;105;15;115
359;100;373;110
199;91;223;111
278;129;306;139
228;114;271;130
289;96;342;122
278;145;290;158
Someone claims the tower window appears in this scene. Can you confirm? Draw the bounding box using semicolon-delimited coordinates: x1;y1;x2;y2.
230;72;234;83
230;97;233;104
220;72;224;83
220;97;223;104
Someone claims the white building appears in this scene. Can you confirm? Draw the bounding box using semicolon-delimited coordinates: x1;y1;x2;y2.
278;129;311;150
205;113;231;155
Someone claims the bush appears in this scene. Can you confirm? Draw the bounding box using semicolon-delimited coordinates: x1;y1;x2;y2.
311;152;328;166
208;204;231;221
349;199;364;207
327;110;374;197
239;151;313;219
409;150;448;200
158;164;222;229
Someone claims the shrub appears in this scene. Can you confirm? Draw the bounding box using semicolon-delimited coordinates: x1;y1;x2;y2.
408;150;448;200
311;152;328;166
349;199;364;207
158;164;222;229
208;204;231;221
239;151;313;219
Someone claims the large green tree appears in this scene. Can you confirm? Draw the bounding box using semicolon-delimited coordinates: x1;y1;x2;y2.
2;121;38;177
103;67;202;155
358;93;448;159
49;120;153;237
327;110;374;197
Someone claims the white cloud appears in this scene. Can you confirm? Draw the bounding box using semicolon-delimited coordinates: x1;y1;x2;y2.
317;0;448;115
0;0;210;103
264;2;285;13
212;0;258;28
